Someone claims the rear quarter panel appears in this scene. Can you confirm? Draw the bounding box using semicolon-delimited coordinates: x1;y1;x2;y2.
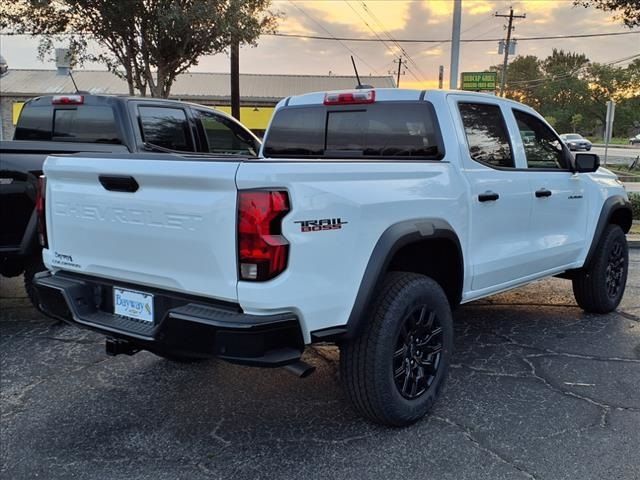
236;160;468;342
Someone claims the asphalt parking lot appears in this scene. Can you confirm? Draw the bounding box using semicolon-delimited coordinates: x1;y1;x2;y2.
1;252;639;480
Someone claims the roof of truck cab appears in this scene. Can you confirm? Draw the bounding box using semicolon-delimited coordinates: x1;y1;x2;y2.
281;88;532;110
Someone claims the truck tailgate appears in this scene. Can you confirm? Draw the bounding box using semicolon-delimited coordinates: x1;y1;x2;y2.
42;155;240;302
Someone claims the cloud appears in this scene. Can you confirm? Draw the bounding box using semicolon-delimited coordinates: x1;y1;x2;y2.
0;0;632;91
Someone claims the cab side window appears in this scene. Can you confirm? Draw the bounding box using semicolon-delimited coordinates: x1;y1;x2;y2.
458;102;514;168
196;110;257;156
138;106;194;151
513;110;568;170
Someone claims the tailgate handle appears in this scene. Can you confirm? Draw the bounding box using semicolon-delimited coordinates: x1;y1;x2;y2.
99;175;139;193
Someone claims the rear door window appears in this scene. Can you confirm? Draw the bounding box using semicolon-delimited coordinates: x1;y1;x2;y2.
458;102;514;168
53;106;121;144
264;102;443;159
138;106;194;151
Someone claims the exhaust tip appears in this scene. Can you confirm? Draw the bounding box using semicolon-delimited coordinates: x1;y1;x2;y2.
284;361;316;378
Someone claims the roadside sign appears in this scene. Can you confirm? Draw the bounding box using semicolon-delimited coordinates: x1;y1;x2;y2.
460;71;497;92
604;100;615;165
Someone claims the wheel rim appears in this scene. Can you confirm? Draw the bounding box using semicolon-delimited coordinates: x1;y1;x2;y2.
392;305;443;400
605;240;625;299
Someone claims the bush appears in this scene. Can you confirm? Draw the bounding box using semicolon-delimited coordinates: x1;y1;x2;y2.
630;192;640;221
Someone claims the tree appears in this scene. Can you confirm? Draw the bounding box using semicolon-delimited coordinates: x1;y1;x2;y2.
574;0;640;28
491;55;543;109
571;113;584;131
537;50;590;132
1;0;279;97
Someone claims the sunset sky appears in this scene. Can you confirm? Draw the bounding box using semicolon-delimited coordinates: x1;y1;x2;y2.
0;0;637;89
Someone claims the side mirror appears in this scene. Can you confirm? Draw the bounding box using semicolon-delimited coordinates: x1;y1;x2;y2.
574;153;600;173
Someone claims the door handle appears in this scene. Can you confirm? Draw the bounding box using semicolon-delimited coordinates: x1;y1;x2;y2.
478;191;499;202
99;175;139;193
535;188;552;198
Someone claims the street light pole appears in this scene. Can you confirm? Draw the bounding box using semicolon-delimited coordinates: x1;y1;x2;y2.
449;0;462;89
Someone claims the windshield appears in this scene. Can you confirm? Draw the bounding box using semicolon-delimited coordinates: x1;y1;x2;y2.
564;134;583;140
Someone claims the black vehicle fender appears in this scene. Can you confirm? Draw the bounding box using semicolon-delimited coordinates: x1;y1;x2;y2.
311;219;463;342
582;195;632;269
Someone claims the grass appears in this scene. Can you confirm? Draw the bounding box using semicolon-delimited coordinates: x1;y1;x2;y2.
586;136;632;145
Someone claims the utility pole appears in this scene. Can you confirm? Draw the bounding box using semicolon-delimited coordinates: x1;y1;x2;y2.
449;0;462;89
390;57;405;87
230;38;240;120
496;7;526;97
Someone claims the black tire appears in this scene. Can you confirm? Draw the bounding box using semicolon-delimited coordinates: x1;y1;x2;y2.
23;255;46;313
572;224;628;313
340;272;453;427
586;146;592;151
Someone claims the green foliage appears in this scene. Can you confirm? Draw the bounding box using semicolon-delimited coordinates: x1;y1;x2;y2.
496;51;640;137
629;193;640;221
1;0;280;98
573;0;640;28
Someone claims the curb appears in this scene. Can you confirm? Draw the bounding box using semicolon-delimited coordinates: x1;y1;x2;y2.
593;143;640;150
627;236;640;248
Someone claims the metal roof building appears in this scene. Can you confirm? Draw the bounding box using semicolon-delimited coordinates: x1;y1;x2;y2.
0;69;395;100
0;69;395;138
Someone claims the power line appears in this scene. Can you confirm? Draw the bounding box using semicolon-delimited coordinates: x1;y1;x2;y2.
506;53;640;88
359;1;428;82
285;1;380;74
266;30;640;43
342;0;421;83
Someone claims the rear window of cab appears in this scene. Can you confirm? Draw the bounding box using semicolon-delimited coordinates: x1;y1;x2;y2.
263;101;444;160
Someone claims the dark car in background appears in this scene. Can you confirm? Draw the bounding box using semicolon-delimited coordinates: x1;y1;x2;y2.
0;94;260;310
560;133;592;151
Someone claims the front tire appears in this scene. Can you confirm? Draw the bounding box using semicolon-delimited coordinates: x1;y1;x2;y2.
572;224;628;313
340;272;453;427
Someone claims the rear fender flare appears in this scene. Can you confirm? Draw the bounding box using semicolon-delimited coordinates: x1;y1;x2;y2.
321;219;463;341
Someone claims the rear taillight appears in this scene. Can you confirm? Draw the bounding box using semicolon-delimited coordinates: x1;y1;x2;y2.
238;190;290;281
52;95;84;105
36;175;47;248
324;89;375;105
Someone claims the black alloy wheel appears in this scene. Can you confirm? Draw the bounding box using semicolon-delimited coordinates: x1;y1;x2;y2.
392;305;443;400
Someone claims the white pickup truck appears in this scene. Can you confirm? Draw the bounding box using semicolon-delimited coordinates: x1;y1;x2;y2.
35;88;632;426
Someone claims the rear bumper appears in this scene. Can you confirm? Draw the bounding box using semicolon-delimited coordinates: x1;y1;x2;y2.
34;271;304;367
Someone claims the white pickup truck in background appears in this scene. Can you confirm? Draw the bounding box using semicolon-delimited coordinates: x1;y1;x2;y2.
35;88;632;426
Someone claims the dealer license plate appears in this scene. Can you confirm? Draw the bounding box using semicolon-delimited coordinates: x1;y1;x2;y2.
114;288;154;323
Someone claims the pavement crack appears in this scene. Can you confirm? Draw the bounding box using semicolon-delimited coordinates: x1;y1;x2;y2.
209;417;231;447
40;336;101;346
520;357;611;428
617;310;640;322
494;333;640;363
431;415;538;480
526;351;640;364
